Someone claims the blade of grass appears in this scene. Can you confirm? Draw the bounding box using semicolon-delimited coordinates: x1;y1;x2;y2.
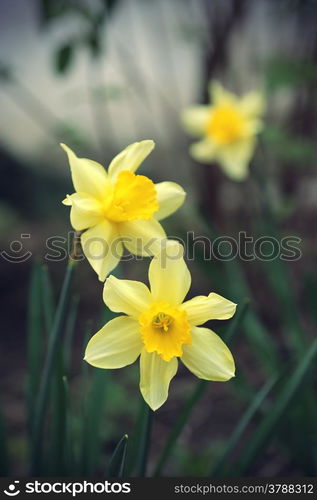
209;374;278;477
80;312;110;475
31;259;76;475
61;375;74;475
223;258;280;371
62;375;74;475
64;294;80;370
27;262;43;437
126;397;147;476
136;403;153;477
191;226;280;373
73;324;92;474
231;337;317;476
40;264;55;335
108;434;128;477
254;213;306;356
50;368;68;475
81;368;109;475
153;300;249;477
251;148;306;356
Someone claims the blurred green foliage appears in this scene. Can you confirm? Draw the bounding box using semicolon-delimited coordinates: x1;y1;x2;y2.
1;0;317;480
40;0;120;73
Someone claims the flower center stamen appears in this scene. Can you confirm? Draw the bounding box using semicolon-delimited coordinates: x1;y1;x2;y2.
152;312;174;332
206;105;246;145
105;170;159;222
139;302;191;361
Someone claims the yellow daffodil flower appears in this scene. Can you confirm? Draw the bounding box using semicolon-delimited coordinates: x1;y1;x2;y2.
84;241;236;410
181;81;265;181
62;141;186;280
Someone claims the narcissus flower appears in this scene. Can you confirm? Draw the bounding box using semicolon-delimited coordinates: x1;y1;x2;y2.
62;141;186;280
85;242;236;410
181;81;265;181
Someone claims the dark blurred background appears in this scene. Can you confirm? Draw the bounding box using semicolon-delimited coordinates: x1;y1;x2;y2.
1;0;317;477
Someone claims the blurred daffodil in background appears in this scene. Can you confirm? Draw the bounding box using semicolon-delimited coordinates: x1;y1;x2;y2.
182;81;265;181
62;141;186;280
85;241;236;410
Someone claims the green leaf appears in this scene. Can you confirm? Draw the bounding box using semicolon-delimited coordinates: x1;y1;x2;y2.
209;375;278;477
108;434;128;477
87;30;102;58
193;216;280;372
64;294;80;371
262;125;317;165
303;268;317;325
223;259;280;371
40;0;69;25
41;264;55;335
0;62;13;82
27;262;44;436
55;43;74;74
81;368;108;475
266;59;317;91
31;260;76;475
103;0;119;12
50;369;68;475
232;338;317;476
248;190;307;358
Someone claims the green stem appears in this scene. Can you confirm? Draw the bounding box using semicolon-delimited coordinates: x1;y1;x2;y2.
31;259;76;475
154;380;207;477
136;403;154;477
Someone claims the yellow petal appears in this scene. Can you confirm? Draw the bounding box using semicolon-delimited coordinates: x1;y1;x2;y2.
103;275;152;318
181;293;237;326
181;106;211;137
66;193;103;231
139;349;178;410
81;220;122;281
106;170;158;222
181;326;235;381
217;138;255;181
118;219;166;256
239;91;266;117
61;143;109;200
189;139;218;164
107;140;155;181
149;240;191;305
62;194;72;206
85;316;142;369
154;182;186;221
209;81;237;106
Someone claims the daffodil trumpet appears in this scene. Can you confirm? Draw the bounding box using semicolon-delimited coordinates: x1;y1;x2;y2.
84;241;236;410
182;81;265;181
62;141;186;281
